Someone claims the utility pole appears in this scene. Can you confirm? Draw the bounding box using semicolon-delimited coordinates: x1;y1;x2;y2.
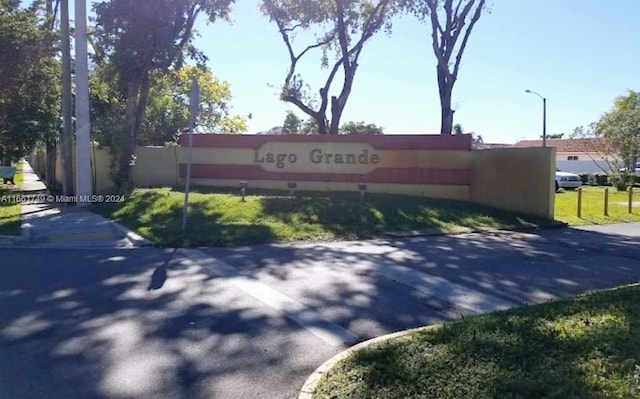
75;0;93;205
44;0;57;190
60;0;74;195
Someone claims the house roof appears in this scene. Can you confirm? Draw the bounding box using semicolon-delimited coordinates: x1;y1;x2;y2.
512;138;603;152
473;143;510;150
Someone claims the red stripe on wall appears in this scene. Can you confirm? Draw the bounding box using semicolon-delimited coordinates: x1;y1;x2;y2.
177;134;472;150
179;164;471;185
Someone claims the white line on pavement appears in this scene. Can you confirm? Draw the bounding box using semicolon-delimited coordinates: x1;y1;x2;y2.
179;248;361;347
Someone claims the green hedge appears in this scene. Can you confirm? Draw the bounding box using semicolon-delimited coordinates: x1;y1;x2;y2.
568;172;639;187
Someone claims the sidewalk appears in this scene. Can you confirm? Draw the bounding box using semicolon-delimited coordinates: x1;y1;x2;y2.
1;161;151;248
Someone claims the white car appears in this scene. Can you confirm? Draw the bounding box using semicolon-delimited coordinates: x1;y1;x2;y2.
555;169;582;191
619;162;640;175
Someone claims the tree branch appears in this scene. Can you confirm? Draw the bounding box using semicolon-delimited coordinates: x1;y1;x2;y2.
452;0;484;81
443;0;474;62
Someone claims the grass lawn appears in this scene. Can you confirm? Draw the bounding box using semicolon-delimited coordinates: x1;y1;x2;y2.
555;186;640;226
92;187;551;247
0;162;24;235
312;284;640;399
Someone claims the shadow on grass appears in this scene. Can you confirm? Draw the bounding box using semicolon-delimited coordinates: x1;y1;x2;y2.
93;190;276;247
315;285;640;399
0;186;22;235
95;188;552;247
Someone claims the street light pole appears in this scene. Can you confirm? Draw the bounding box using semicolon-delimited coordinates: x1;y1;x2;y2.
525;89;547;147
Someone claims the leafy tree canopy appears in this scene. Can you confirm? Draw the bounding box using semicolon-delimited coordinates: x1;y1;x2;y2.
339;120;384;135
595;90;640;173
0;0;59;163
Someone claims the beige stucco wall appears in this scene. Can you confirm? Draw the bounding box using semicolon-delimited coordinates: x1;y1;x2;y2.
38;141;557;220
90;146;179;193
189;178;470;200
132;146;180;188
470;147;556;219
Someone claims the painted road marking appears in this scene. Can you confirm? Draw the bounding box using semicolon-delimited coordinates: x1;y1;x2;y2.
179;249;360;347
369;261;518;314
289;240;519;314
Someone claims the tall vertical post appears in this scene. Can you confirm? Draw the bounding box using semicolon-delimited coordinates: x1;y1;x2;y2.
182;78;199;231
75;0;93;206
629;187;634;214
604;188;609;217
60;0;73;196
577;187;582;218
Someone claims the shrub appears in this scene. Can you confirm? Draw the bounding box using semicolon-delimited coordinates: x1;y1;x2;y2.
579;173;590;184
593;173;610;186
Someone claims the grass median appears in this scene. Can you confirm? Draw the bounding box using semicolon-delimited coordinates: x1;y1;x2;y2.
0;162;24;235
555;186;640;225
312;284;640;399
91;187;551;247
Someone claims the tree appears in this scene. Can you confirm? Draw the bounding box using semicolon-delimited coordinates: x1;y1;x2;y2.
339;121;384;135
0;0;60;164
595;90;640;184
414;0;486;134
452;123;463;134
140;66;247;145
261;0;400;135
300;117;318;135
282;110;302;134
93;0;235;193
570;90;640;190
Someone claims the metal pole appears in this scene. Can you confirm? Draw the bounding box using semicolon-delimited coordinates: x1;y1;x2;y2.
542;97;547;148
75;0;93;206
60;0;73;196
182;78;199;231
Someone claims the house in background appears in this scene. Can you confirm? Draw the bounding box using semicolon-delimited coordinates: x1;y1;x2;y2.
512;138;615;174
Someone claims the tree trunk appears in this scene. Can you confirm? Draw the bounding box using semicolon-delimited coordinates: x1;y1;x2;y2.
437;67;453;134
315;114;329;135
115;81;139;194
329;96;343;135
45;139;56;192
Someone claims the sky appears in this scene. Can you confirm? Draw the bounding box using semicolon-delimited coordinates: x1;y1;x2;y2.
184;0;640;144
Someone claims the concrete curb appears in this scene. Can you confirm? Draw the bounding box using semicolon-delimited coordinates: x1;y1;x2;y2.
386;221;568;238
298;324;442;399
107;220;155;247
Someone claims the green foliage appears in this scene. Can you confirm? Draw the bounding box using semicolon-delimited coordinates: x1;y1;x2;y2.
339;121;384;135
301;117;319;134
0;0;60;162
452;123;464;134
0;165;23;235
595;90;640;173
578;173;589;184
313;284;640;399
92;187;547;247
92;0;236;192
282;110;302;135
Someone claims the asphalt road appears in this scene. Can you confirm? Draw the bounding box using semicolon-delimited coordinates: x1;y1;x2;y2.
1;224;639;399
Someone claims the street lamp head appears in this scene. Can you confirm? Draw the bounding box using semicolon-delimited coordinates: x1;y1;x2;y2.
525;89;531;93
